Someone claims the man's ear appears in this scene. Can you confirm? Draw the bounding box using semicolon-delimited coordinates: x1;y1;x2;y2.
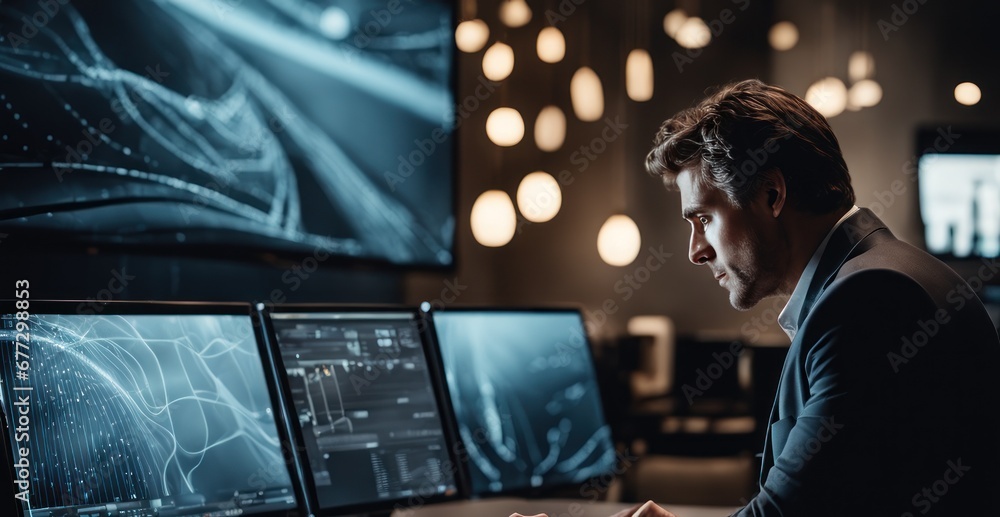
762;168;786;218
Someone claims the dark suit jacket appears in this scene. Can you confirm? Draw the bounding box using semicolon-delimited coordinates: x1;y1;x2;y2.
735;208;1000;516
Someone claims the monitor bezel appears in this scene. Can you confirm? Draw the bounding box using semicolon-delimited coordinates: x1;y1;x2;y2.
422;305;618;500
258;302;464;516
0;299;309;517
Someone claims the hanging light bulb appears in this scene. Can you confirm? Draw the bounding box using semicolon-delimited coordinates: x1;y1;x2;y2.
849;79;882;108
499;0;531;28
598;215;642;266
848;51;875;82
471;190;517;247
805;77;848;118
955;82;982;106
482;42;514;81
768;21;798;51
534;105;566;152
663;8;688;39
455;19;490;53
517;171;562;223
626;49;654;102
570;67;604;122
675;17;711;49
536;26;565;63
486;107;524;147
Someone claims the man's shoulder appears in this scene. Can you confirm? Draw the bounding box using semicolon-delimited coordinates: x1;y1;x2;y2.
832;236;975;305
802;236;949;329
815;267;932;316
806;235;995;336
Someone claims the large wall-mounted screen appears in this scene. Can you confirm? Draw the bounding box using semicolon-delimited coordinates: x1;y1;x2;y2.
0;0;456;267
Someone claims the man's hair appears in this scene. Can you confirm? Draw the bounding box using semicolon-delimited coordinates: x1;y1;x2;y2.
645;79;855;214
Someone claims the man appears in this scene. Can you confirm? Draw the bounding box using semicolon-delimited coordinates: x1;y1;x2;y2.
516;79;1000;516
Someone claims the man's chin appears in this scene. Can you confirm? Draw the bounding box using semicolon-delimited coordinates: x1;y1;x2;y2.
729;289;784;311
728;291;760;312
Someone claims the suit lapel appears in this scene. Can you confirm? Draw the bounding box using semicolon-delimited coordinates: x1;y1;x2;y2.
793;208;889;331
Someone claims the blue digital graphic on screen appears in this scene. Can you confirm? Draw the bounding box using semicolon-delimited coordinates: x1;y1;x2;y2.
919;154;1000;258
0;0;455;266
0;313;297;516
433;311;616;495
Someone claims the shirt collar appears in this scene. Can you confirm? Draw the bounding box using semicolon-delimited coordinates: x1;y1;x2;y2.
777;205;860;340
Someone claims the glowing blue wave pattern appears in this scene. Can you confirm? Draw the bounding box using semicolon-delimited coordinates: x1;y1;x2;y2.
0;0;454;265
433;311;617;495
0;313;295;515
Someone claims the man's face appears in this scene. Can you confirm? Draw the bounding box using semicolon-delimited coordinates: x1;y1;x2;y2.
675;168;784;310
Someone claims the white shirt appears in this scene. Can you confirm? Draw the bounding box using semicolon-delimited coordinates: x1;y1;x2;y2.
777;205;861;340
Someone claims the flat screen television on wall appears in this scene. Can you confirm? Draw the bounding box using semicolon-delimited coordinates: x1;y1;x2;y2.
915;126;1000;261
0;0;456;268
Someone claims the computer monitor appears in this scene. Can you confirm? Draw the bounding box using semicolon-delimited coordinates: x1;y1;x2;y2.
429;308;617;496
916;126;1000;260
0;300;301;517
262;305;459;514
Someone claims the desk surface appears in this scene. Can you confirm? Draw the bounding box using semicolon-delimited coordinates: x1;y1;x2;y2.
392;497;738;517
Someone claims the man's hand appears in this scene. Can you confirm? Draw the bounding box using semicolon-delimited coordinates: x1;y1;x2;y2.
510;501;678;517
610;501;678;517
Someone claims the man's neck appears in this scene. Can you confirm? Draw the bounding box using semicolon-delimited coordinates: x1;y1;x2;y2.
779;206;852;294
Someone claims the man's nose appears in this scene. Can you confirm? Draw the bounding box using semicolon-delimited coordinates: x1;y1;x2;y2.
689;232;714;265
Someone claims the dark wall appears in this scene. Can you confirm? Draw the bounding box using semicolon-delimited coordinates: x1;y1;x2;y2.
0;248;403;306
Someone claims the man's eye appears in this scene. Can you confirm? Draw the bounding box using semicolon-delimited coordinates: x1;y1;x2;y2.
698;216;709;227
